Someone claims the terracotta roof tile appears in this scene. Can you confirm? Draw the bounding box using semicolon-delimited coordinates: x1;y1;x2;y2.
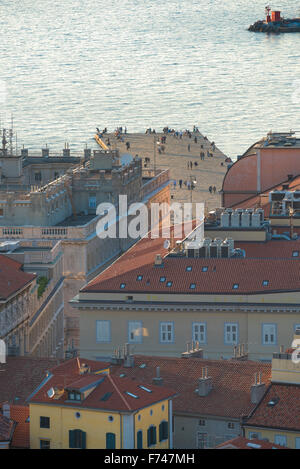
30;359;176;412
110;356;271;419
82;239;300;294
0;357;63;405
0;254;36;301
216;436;287;449
9;405;29;448
246;383;300;431
0;413;15;442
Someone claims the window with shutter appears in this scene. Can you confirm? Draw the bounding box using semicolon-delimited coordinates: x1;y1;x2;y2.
262;324;277;345
137;430;143;449
96;320;111;343
224;323;238;345
159;421;168;442
147;426;157;447
128;321;142;343
160;322;174;343
69;429;86;449
106;432;116;449
193;323;206;344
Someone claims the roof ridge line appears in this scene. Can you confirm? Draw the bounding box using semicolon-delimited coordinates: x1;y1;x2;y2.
107;374;132;411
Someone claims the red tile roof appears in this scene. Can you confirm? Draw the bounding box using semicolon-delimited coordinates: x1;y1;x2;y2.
216;436;287;449
0;413;15;443
246;383;300;431
110;356;271;419
9;405;29;448
235;239;300;259
0;357;63;406
81;236;300;294
0;254;36;301
30;358;176;412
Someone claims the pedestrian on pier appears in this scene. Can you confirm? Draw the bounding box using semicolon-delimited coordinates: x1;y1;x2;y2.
126;141;130;150
188;144;191;152
179;179;183;188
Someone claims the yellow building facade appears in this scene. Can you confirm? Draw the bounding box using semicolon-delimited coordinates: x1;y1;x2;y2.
29;358;174;449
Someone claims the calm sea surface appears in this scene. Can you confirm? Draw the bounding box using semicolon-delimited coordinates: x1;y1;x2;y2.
0;0;299;157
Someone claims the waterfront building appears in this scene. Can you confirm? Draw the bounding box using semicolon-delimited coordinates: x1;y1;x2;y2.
222;131;300;208
0;131;170;353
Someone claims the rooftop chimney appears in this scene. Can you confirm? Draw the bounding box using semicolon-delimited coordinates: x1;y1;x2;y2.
2;403;10;419
123;343;135;368
154;254;164;267
181;341;204;359
196;367;213;396
250;372;266;404
152;366;163;386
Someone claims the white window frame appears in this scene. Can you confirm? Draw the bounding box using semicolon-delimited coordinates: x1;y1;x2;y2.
96;320;111;343
295;437;300;449
274;434;287;447
128;321;143;344
160;322;174;343
262;323;277;345
224;322;238;345
192;322;207;344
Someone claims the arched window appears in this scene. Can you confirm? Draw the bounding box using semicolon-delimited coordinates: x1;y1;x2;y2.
159;421;169;442
69;429;86;449
137;430;143;449
147;425;157;447
106;432;116;449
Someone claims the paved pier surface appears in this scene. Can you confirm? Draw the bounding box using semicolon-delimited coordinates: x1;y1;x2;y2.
103;130;228;212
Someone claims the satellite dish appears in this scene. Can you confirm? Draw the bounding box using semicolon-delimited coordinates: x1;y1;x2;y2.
164;239;170;249
47;387;55;399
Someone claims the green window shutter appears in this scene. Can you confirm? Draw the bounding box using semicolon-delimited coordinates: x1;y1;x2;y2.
159;422;163;442
106;433;116;449
81;431;86;449
69;430;75;448
163;421;168;440
137;430;143;449
147;427;151;447
153;426;157;445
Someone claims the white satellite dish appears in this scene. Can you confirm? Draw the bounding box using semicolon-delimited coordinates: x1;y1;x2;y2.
47;387;55;399
164;239;170;249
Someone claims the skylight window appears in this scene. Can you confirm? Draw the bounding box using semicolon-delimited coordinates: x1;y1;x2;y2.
119;373;126;378
166;281;173;287
293;251;299;257
190;283;196;289
125;391;139;399
139;385;152;393
139;364;146;368
262;280;269;286
186;266;192;272
160;276;166;282
100;392;113;402
136;275;143;281
233;284;239;290
267;397;279;407
120;283;126;289
202;266;208;272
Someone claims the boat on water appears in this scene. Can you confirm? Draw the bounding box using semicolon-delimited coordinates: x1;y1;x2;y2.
249;6;300;33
